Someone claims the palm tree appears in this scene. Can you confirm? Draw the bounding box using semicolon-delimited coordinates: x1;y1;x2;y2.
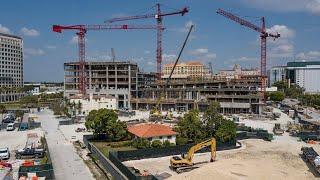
76;101;82;115
0;104;6;121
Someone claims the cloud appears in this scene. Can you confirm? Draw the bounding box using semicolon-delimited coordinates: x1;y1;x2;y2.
25;48;45;56
241;0;320;15
266;25;295;58
188;48;217;62
162;54;176;62
296;50;320;60
0;24;11;34
46;45;56;50
20;27;40;37
144;50;151;54
189;48;209;55
267;25;295;39
232;56;258;62
69;36;88;44
173;20;195;33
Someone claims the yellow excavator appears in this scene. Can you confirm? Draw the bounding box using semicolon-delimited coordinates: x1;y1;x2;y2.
150;25;194;121
170;138;216;173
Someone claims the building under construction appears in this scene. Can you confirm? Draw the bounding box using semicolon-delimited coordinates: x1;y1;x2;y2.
132;75;263;114
64;61;263;114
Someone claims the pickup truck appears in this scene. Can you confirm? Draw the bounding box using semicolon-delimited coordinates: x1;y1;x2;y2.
15;147;45;159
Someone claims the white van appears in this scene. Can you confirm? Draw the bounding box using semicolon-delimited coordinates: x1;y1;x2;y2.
6;123;15;131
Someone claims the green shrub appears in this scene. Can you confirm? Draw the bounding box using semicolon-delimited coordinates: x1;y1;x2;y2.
176;137;188;145
151;140;163;148
163;140;171;147
131;138;150;149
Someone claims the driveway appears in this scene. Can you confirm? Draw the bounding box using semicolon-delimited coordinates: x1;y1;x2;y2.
37;109;93;180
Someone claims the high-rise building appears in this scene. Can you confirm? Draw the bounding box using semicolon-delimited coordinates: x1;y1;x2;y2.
0;33;24;103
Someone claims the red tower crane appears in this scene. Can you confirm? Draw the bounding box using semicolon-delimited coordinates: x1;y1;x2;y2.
106;4;189;79
216;8;280;102
52;24;158;95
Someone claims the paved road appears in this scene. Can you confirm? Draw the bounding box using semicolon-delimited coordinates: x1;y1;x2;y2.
37;110;93;180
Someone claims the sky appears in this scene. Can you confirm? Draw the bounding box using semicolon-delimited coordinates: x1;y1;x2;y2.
1;0;320;82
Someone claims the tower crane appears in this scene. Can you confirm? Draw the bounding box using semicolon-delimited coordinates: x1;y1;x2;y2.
52;24;158;95
216;8;280;102
105;4;189;79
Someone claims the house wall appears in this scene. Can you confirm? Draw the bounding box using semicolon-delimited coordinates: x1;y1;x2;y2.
70;95;117;115
145;135;176;144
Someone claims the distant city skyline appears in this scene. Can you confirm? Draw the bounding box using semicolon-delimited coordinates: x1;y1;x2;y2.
1;0;319;81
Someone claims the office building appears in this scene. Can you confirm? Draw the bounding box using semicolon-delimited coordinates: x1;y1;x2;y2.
0;33;24;102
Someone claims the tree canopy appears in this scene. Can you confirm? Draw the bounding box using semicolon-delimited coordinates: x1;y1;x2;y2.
85;109;128;141
174;102;237;144
174;110;206;143
268;91;285;102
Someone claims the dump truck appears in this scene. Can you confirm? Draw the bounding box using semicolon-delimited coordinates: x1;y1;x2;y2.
273;123;284;135
301;147;320;174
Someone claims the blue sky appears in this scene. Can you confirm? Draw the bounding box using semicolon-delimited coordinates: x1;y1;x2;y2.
1;0;320;82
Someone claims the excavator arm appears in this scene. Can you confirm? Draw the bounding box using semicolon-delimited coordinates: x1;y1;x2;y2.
186;138;216;162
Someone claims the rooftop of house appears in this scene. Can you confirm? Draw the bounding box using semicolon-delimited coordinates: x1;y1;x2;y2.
127;123;177;138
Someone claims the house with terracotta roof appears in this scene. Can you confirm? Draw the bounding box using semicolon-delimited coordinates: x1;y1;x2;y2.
127;123;178;144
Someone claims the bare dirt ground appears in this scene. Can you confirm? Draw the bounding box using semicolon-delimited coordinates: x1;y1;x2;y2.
123;138;320;180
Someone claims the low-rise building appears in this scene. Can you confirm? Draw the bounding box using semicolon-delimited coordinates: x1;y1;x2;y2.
219;64;260;80
24;83;41;95
127;123;177;144
162;61;210;80
69;93;117;115
269;61;320;93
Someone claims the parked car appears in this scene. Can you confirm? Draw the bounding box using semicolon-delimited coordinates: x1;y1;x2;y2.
19;122;29;131
75;127;86;132
6;123;15;131
15;147;45;159
2;115;15;123
0;147;10;160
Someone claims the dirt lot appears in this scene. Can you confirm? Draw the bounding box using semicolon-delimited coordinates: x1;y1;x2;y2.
123;138;320;180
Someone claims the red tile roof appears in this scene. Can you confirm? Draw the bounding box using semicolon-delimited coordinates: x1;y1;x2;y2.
128;124;177;138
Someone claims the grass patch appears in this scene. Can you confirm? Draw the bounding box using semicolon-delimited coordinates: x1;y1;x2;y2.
92;141;137;158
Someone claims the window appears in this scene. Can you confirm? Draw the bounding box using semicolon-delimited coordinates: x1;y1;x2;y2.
148;137;152;141
167;136;172;139
159;136;163;139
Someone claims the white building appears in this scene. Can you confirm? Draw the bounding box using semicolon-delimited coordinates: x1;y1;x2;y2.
24;83;41;95
286;61;320;93
128;123;177;144
0;33;24;102
69;93;117;115
218;64;260;80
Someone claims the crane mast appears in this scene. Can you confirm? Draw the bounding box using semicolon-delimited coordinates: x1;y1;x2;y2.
106;4;189;80
52;24;158;95
216;8;280;102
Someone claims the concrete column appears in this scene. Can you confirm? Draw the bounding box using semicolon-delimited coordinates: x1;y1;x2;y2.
106;65;109;91
128;65;131;110
89;64;92;90
115;65;118;90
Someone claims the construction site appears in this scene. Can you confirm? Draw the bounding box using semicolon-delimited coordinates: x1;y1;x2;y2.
54;3;320;180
